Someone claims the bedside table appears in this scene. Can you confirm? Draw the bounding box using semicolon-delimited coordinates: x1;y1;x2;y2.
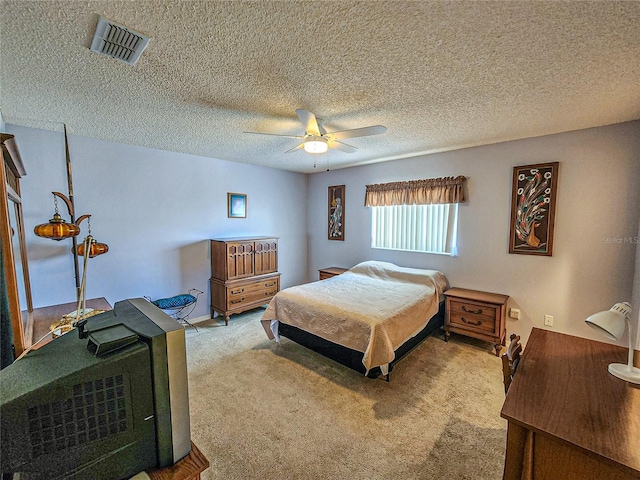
444;287;509;356
318;267;348;280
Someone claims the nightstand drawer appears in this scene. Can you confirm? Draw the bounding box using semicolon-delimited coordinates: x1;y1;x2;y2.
448;300;497;333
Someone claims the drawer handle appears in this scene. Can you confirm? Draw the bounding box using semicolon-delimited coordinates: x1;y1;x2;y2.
230;297;245;304
265;290;277;296
462;305;483;315
264;282;276;287
461;316;482;326
231;288;245;294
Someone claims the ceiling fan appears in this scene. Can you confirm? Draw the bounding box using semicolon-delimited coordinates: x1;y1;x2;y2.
245;109;386;154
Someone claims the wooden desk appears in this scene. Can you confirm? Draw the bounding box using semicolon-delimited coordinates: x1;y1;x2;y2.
501;328;640;480
146;441;209;479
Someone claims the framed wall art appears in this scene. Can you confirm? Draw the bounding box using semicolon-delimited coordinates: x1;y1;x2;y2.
227;192;247;218
509;162;559;256
328;185;345;241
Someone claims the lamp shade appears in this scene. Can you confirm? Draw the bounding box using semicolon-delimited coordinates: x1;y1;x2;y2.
585;302;639;384
34;213;80;241
304;137;328;154
585;302;629;341
74;238;109;258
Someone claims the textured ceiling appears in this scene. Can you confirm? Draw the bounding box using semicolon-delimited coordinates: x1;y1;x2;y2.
1;1;639;174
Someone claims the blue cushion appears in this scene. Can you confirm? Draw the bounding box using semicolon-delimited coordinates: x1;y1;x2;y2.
152;294;196;310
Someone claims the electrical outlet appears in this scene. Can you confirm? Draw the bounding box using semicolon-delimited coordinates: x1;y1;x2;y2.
544;314;554;327
509;308;520;320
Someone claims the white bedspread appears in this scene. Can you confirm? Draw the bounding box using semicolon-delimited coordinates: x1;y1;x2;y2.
260;260;447;373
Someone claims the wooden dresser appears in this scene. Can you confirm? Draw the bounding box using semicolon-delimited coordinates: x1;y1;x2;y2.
210;237;280;325
501;328;640;480
444;287;508;356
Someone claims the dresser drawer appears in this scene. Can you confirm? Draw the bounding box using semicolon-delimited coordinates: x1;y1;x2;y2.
226;278;279;308
227;278;279;296
227;290;275;308
448;300;497;334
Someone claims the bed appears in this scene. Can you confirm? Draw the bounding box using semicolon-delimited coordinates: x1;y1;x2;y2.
260;260;448;379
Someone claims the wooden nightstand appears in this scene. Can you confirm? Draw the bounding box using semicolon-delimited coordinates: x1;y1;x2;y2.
318;267;348;280
444;287;509;356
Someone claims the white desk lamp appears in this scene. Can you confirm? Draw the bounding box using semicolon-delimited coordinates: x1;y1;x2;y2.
585;302;640;384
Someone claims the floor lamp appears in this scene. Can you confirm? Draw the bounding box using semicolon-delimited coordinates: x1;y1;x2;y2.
33;125;108;307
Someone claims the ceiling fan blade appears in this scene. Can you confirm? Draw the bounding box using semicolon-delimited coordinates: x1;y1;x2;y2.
328;139;358;153
295;108;321;136
329;125;387;140
285;142;306;153
244;131;304;139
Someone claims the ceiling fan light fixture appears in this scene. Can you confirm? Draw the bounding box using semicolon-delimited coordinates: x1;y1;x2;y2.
304;138;328;154
244;109;386;156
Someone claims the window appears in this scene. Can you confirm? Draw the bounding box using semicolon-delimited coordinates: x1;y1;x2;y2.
371;203;459;255
364;175;466;256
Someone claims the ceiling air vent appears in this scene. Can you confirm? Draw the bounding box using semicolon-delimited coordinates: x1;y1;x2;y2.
90;16;150;65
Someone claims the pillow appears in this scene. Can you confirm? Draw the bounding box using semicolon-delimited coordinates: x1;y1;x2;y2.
348;260;448;294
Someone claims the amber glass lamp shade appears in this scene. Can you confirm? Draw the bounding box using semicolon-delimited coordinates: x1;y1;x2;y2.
74;238;109;258
34;213;80;241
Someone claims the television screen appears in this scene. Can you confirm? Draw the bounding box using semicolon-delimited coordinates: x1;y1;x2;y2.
1;298;191;479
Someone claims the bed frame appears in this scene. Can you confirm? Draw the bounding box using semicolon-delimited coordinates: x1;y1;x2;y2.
276;300;445;381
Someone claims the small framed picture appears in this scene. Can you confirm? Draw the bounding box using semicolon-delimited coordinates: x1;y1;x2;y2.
328;185;345;241
228;193;247;218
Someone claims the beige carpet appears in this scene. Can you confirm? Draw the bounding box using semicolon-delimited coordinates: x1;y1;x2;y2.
184;308;507;480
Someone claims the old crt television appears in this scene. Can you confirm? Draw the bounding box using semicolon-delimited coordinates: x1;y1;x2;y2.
0;298;191;479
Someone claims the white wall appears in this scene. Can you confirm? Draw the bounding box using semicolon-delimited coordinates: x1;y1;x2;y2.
8;124;308;319
307;121;640;347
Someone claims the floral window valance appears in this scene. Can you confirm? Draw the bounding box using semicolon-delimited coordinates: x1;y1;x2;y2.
364;176;467;207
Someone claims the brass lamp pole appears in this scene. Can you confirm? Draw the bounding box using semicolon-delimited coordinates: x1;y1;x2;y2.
50;192;92;295
63;124;81;296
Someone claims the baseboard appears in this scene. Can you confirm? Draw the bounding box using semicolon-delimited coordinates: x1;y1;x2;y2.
189;314;215;325
186;306;268;326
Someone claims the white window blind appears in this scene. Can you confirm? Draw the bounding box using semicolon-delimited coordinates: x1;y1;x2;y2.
371;203;458;255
